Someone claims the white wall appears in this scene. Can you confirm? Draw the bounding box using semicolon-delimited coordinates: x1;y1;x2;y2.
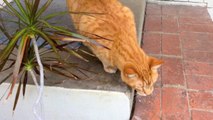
0;83;131;120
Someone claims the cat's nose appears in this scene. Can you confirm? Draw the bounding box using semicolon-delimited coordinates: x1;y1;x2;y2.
144;86;154;95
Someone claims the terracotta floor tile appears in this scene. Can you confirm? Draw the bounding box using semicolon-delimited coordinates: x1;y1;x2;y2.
207;25;213;33
142;33;161;54
162;5;179;16
189;91;213;110
179;24;212;33
144;15;162;32
146;3;162;15
162;34;181;56
180;32;209;41
162;16;179;33
134;4;213;120
162;57;185;85
162;88;190;120
192;110;213;120
154;68;162;88
180;32;213;52
184;61;213;76
132;88;161;120
179;6;210;17
179;16;213;24
183;50;213;63
186;75;213;91
207;33;213;40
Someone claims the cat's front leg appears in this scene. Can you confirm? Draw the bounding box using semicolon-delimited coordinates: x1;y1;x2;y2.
103;64;117;74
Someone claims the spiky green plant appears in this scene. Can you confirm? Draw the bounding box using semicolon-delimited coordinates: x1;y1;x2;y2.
0;0;103;111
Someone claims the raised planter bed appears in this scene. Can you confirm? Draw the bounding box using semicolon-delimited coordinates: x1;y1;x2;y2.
0;0;146;120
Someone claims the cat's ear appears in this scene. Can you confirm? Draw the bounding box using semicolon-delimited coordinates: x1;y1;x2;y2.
149;57;164;70
123;63;138;78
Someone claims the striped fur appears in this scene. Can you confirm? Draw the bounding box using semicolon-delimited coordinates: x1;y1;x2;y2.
67;0;163;96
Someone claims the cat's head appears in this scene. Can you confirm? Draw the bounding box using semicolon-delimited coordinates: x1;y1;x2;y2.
121;56;163;96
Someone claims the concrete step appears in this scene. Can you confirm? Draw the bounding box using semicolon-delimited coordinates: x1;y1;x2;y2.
0;0;146;120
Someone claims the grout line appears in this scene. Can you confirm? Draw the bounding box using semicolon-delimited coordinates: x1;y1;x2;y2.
147;0;207;7
190;108;213;113
159;84;213;93
184;74;213;78
184;60;213;65
160;4;163;120
145;30;213;35
162;84;186;89
148;53;182;59
179;22;213;26
178;11;193;119
161;54;182;58
187;89;213;93
145;4;213;119
179;30;213;34
144;31;179;35
179;19;192;120
180;31;213;34
183;49;213;53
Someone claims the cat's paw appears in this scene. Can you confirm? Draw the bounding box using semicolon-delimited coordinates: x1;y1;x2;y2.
104;66;117;74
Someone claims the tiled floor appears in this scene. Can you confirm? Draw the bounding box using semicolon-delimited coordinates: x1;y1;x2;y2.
132;3;213;120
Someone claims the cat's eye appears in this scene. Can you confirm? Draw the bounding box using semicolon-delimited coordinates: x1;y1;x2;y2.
127;74;137;78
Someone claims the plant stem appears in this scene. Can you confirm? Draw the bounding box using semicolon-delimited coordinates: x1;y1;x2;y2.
29;70;39;90
31;37;45;120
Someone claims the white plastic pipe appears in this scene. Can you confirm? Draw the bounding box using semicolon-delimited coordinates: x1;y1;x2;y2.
31;37;45;120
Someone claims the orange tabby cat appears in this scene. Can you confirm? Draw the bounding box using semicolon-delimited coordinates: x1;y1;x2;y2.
67;0;163;96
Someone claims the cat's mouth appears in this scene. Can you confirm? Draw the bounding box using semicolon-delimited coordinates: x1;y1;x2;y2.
136;87;154;96
136;90;147;96
136;91;147;96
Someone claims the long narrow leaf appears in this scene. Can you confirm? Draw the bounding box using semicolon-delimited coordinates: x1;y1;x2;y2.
1;61;15;72
0;28;27;71
0;26;11;39
71;32;109;49
0;14;12;39
42;11;69;20
49;64;79;79
33;29;60;58
24;0;32;15
32;0;40;16
38;40;48;49
0;28;27;59
43;11;104;21
9;35;29;97
79;49;95;57
13;74;23;111
2;0;28;24
0;19;25;29
43;65;78;79
0;7;15;16
48;35;86;42
35;0;52;19
63;48;89;62
22;71;28;96
31;0;40;24
40;20;108;49
14;0;29;22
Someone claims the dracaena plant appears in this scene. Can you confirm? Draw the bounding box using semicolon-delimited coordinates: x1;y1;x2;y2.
0;0;103;112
